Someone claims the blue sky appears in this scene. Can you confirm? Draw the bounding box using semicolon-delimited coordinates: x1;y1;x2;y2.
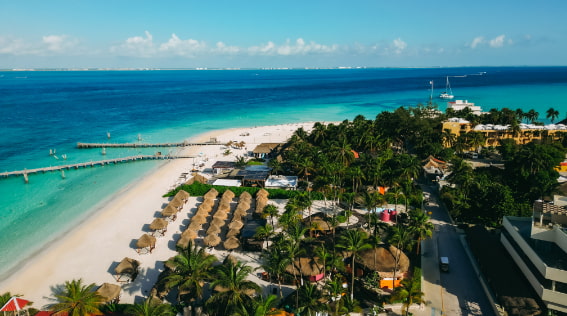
1;0;566;69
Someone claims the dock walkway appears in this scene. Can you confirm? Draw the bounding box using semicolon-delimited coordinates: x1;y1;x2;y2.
0;154;194;180
77;142;220;148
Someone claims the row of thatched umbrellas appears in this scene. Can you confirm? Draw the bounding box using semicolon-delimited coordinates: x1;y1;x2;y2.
136;189;190;254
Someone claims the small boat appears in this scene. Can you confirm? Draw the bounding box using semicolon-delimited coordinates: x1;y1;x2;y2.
61;154;67;160
439;76;454;99
102;147;106;155
107;132;111;139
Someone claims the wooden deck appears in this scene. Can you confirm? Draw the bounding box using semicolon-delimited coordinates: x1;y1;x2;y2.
0;154;195;180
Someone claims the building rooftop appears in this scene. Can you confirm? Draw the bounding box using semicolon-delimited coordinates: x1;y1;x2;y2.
508;218;567;271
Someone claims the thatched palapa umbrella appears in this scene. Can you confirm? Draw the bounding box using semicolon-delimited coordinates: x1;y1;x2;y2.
226;228;240;238
228;220;244;230
206;224;222;235
203;234;221;247
233;208;248;218
169;197;184;210
204;188;219;200
222;189;235;200
161;204;178;221
223;236;240;250
149;218;168;236
240;191;252;200
256;188;269;198
114;257;140;282
211;217;225;228
213;211;228;221
188;221;202;232
192;174;208;184
175;189;190;202
192;214;208;225
96;283;121;303
217;201;231;213
136;234;156;254
181;229;198;240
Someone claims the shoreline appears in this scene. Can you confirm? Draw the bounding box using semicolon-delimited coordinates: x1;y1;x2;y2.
0;122;314;309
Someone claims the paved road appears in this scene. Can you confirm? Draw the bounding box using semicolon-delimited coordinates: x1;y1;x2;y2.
413;184;495;316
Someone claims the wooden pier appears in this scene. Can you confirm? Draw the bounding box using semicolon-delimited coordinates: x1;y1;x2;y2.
0;154;195;181
77;141;220;148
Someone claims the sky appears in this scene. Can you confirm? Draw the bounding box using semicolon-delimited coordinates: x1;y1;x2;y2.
1;0;566;69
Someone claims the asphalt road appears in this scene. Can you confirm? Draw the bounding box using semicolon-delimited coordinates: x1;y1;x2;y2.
414;184;495;316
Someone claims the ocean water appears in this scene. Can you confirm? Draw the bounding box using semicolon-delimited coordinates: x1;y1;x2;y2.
1;67;566;279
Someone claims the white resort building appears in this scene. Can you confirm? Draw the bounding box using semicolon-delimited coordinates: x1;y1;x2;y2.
501;196;567;314
447;100;484;115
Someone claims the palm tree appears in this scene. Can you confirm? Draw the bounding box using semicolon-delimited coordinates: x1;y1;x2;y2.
254;223;275;249
262;204;279;227
407;209;434;255
324;276;345;316
49;279;105;316
125;296;175;316
206;258;261;316
388;225;414;289
242;294;281;316
546;107;560;123
314;244;332;279
296;283;324;316
441;129;457;148
336;229;372;300
526;109;539;124
390;268;425;316
260;246;291;298
163;242;217;303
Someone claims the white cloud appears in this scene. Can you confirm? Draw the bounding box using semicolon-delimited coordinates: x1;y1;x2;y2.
110;31;156;57
248;41;277;55
392;38;407;54
0;34;79;56
248;38;338;56
159;34;207;57
470;36;485;49
213;42;240;54
489;35;506;48
0;36;27;55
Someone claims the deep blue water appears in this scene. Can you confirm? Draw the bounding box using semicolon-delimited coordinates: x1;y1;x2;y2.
0;67;566;279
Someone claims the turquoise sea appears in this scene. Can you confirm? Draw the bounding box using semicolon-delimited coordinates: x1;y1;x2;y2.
1;67;566;280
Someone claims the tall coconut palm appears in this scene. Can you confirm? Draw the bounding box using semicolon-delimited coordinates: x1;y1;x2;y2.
49;279;105;316
324;276;346;316
262;204;279;227
163;242;217;303
546;107;560;123
206;258;261;316
124;296;175;316
254;223;275;249
336;229;372;300
388;225;414;289
407;209;434;255
238;294;281;316
260;246;291;298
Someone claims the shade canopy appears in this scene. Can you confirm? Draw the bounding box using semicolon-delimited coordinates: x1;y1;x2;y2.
188;221;202;232
228;220;244;230
169;197;184;209
203;234;221;247
206;225;222;235
204;188;219;200
175;189;190;201
149;218;168;230
181;229;198;239
222;189;235;200
210;218;226;227
226;228;240;238
213;212;228;220
161;204;178;217
114;257;140;275
136;234;156;249
96;283;121;302
256;188;269;198
0;296;30;312
240;191;252;200
191;214;208;225
223;236;240;250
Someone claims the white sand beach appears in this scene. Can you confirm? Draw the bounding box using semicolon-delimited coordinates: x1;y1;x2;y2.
0;122;317;309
